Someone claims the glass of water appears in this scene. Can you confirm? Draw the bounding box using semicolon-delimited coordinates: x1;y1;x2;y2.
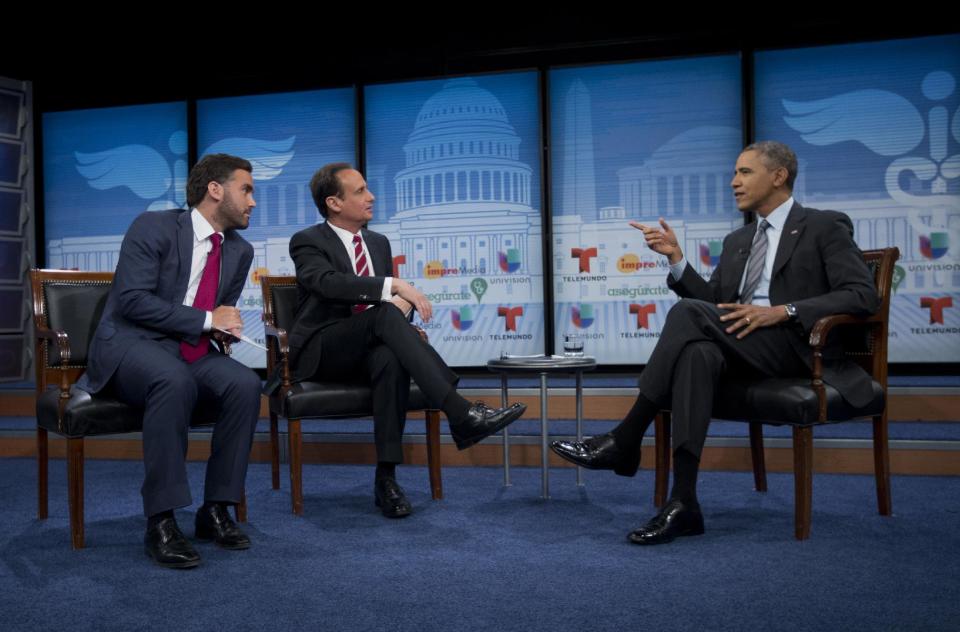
562;333;584;357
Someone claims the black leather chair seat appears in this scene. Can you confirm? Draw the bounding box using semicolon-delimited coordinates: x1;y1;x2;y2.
283;381;430;420
38;386;219;438
712;378;885;426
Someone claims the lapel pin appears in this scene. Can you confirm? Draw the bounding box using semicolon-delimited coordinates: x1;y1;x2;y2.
790;229;799;235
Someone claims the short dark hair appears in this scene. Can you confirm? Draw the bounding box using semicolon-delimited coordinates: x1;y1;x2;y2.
743;141;798;190
309;162;354;218
186;154;253;208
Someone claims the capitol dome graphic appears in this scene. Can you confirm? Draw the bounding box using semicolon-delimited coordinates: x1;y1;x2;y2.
377;78;542;283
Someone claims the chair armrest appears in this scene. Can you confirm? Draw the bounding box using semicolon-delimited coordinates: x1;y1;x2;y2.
412;324;429;343
35;326;72;366
262;323;292;395
263;323;290;356
808;313;883;349
210;330;235;355
805;313;884;419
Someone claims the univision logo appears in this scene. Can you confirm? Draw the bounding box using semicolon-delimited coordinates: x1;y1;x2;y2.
451;305;475;331
498;248;521;273
919;232;948;260
572;303;594;329
699;241;722;266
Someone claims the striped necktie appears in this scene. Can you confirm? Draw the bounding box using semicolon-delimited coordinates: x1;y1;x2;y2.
739;219;770;305
352;234;372;314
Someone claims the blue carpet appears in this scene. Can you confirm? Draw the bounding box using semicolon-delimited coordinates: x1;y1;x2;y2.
3;416;958;441
0;459;958;631
5;374;959;392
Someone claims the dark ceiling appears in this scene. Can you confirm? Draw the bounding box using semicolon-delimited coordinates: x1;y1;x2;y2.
2;20;952;112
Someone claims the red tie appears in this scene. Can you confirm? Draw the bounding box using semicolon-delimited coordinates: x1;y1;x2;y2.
180;233;222;363
352;234;372;314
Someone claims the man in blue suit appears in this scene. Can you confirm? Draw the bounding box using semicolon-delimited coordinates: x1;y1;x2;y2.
78;154;261;568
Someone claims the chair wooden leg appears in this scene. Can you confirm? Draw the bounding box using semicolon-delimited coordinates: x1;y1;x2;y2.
67;437;84;549
270;412;280;490
654;412;671;508
425;410;443;500
235;489;248;523
873;413;892;516
38;427;48;520
792;426;813;541
749;423;768;492
288;418;303;515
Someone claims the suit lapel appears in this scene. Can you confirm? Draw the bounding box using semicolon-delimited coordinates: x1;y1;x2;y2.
216;233;238;305
320;222;355;273
362;229;388;276
723;228;754;302
176;211;194;303
772;202;807;279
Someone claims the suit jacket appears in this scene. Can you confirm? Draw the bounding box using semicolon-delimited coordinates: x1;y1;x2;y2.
78;209;254;394
287;221;393;381
667;203;880;406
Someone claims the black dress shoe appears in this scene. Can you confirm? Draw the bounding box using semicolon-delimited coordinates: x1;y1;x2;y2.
195;503;251;550
145;517;201;569
375;478;412;518
549;433;640;477
628;499;705;545
450;402;526;450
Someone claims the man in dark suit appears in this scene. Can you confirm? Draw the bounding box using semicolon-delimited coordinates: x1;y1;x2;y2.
552;141;879;544
288;162;526;518
78;154;262;567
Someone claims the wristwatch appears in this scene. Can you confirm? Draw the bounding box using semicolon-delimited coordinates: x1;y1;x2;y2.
784;303;798;320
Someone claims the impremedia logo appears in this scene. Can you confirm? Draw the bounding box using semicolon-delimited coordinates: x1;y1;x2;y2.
919;232;949;260
424;260;458;279
572;303;594;329
451;306;475;331
497;306;523;331
617;254;639;273
629;303;656;329
699;241;722;267
571;247;598;273
498;249;521;273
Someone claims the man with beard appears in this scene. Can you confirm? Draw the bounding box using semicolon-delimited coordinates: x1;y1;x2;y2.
78;154;262;568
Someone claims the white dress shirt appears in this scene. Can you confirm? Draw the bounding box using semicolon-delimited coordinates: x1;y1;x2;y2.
183;208;222;332
326;221;393;301
669;197;795;306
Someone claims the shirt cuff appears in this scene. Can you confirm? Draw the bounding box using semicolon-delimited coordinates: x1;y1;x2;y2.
669;258;688;282
381;278;393;302
203;311;213;332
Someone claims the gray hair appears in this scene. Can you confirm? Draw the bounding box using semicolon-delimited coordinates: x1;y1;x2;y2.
743;141;797;190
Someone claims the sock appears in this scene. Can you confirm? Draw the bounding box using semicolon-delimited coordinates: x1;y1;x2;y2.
610;394;658;450
669;447;701;507
375;462;397;481
147;509;174;529
441;390;471;425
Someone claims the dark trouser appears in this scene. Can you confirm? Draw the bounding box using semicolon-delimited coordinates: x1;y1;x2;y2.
305;305;459;464
109;340;261;517
637;299;809;457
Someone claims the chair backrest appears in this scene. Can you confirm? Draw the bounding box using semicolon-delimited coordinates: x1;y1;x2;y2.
30;269;113;390
260;275;298;372
856;248;900;385
260;275;298;330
